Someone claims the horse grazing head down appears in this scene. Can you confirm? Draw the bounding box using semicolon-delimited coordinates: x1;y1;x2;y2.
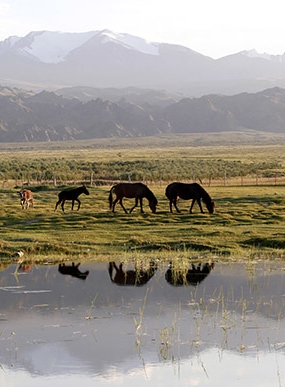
109;182;158;214
205;199;215;214
149;197;158;213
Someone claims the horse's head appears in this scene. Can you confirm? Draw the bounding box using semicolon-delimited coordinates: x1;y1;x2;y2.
82;185;90;195
149;198;158;213
206;199;215;214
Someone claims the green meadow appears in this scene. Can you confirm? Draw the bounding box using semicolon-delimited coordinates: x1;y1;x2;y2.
1;133;285;265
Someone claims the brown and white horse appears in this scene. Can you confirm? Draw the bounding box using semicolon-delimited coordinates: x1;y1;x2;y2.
18;189;34;209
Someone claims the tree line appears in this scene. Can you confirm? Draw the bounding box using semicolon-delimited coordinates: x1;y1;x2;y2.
0;157;283;186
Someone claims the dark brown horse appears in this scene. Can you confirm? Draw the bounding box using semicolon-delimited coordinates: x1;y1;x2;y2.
108;182;158;213
165;182;215;214
18;189;34;209
54;184;90;212
108;262;157;286
165;262;215;286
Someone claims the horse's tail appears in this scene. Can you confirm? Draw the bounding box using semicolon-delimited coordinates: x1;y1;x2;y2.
108;262;115;282
165;182;177;200
108;186;115;210
165;185;171;200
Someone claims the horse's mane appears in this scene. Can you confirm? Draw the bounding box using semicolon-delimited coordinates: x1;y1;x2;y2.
145;186;157;202
198;184;215;213
199;184;212;203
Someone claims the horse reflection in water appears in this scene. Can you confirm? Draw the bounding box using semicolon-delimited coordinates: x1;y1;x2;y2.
108;261;157;286
58;263;89;280
165;262;214;286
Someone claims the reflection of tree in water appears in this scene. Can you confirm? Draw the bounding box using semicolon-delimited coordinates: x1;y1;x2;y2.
165;262;214;286
108;261;157;286
58;263;89;280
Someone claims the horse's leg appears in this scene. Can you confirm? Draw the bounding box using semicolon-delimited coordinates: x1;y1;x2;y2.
76;198;81;210
189;199;195;213
196;199;204;213
71;200;75;210
190;199;204;213
112;197;119;212
173;198;180;213
108;262;116;282
55;199;61;212
130;198;139;213
139;198;144;213
61;199;66;213
119;198;128;213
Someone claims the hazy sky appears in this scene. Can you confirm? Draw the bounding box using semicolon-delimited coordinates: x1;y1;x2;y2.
0;0;284;59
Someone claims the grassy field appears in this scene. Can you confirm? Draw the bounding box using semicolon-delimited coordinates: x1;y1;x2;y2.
1;182;285;265
1;134;285;266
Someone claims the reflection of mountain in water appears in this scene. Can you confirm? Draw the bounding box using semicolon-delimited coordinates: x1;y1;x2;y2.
0;261;285;379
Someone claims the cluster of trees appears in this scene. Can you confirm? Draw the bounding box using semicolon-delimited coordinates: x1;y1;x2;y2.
0;157;283;186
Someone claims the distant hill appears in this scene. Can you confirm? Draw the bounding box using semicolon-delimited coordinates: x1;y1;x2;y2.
1;30;285;96
0;85;285;142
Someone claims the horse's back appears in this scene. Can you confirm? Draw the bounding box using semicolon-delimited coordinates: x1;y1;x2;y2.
166;182;202;197
21;189;33;198
20;189;33;200
113;182;146;197
58;186;83;199
165;182;181;199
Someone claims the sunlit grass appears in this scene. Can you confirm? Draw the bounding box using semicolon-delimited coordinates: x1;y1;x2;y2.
0;182;285;264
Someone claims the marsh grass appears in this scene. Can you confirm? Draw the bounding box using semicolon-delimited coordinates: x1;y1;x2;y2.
147;262;285;363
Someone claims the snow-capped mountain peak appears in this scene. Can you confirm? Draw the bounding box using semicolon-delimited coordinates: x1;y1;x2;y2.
21;30;98;63
241;49;285;63
99;29;159;56
0;30;160;64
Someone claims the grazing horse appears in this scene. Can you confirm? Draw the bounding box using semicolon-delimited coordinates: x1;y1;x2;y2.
108;261;157;286
165;262;215;286
54;184;89;212
165;182;215;214
58;262;89;280
108;182;158;213
18;189;34;209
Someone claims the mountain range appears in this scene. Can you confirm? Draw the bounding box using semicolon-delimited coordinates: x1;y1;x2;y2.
1;85;285;142
1;30;285;96
1;30;285;142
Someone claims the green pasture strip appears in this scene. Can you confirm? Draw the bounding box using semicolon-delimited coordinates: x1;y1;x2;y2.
0;184;285;265
0;137;285;186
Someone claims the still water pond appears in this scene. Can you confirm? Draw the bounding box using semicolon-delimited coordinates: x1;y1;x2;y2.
0;260;285;387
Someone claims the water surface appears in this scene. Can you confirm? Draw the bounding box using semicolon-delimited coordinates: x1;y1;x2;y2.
0;260;285;386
